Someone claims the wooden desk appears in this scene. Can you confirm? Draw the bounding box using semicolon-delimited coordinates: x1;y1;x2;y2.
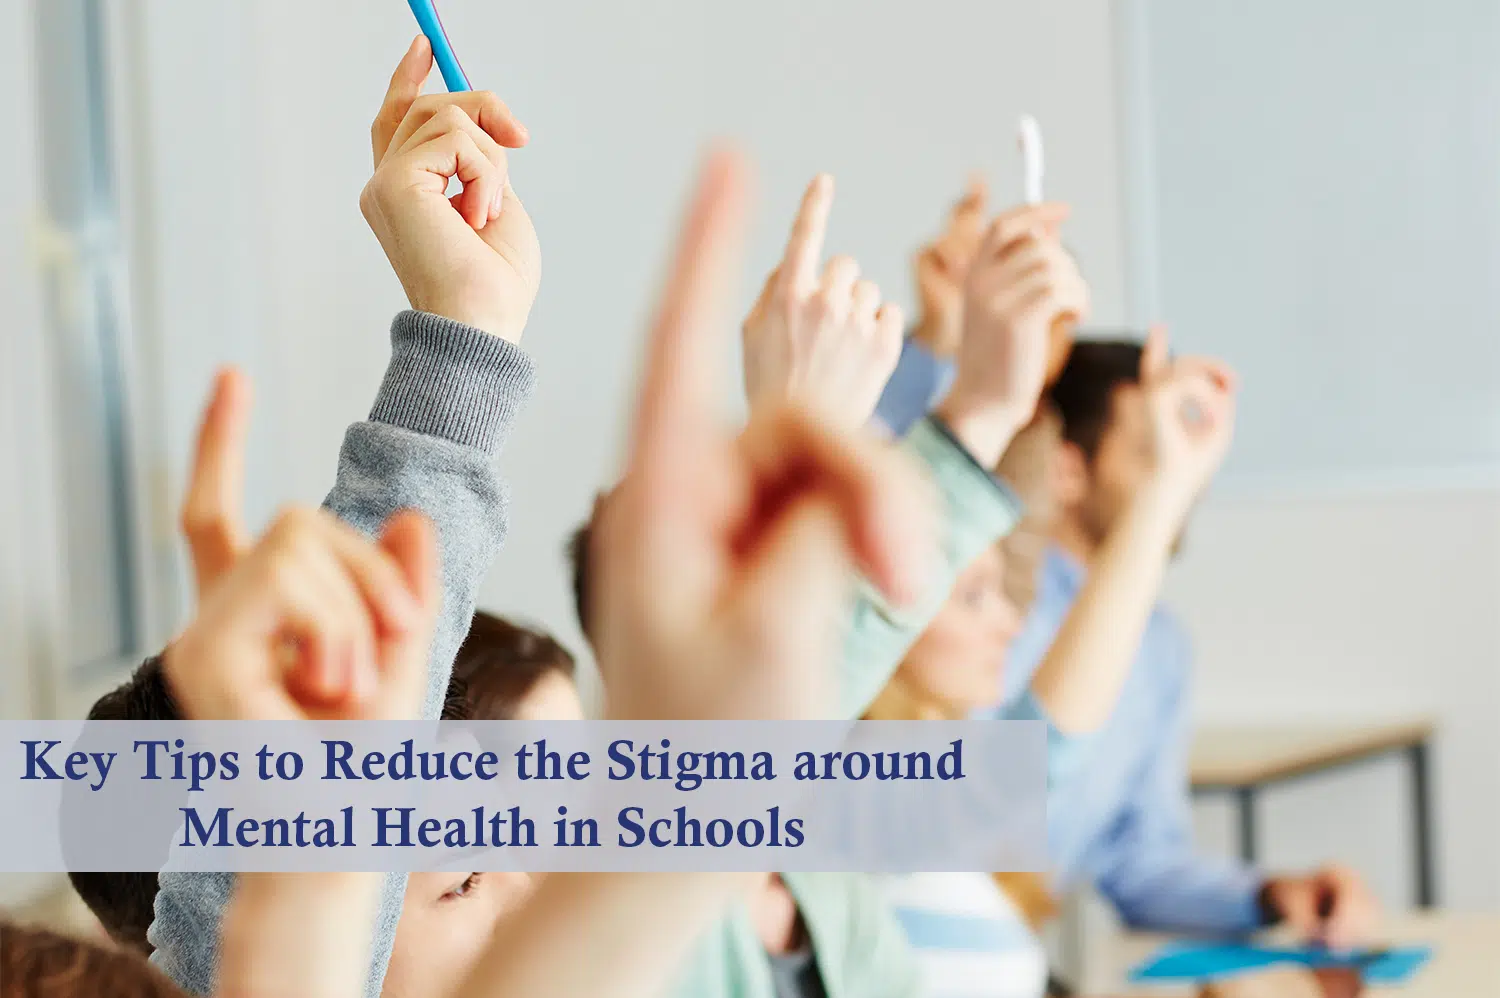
1107;911;1500;997
1189;720;1437;907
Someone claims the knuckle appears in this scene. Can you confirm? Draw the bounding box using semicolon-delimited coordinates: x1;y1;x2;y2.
269;505;317;541
808;292;839;318
829;255;858;277
435;103;469;129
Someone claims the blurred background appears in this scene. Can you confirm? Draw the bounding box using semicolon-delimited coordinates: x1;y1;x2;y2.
2;0;1497;987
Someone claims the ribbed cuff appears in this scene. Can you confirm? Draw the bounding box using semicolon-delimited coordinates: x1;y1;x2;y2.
368;311;538;455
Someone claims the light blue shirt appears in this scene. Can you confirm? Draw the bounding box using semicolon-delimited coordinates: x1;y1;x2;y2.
871;338;956;437
1003;548;1263;935
874;339;1265;936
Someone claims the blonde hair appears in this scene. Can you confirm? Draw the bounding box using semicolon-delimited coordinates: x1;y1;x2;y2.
868;409;1065;927
991;408;1064;929
996;404;1061;615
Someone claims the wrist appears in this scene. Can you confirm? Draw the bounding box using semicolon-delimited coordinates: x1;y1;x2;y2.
932;392;1027;468
910;313;962;358
1131;476;1196;537
407;289;523;345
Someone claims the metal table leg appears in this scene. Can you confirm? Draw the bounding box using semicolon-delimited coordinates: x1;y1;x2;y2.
1236;785;1259;865
1409;740;1436;907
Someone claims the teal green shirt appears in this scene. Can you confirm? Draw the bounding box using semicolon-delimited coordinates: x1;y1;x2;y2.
669;415;1024;998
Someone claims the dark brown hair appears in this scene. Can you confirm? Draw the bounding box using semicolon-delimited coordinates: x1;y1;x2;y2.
448;611;576;721
0;922;183;998
1045;339;1144;462
566;522;594;644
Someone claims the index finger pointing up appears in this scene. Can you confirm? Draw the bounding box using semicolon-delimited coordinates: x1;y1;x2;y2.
181;367;252;595
779;173;834;296
629;147;750;488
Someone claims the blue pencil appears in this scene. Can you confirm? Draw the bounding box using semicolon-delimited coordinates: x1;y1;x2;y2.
407;0;472;93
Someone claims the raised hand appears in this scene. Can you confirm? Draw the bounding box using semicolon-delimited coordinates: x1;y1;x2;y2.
165;371;440;722
936;202;1088;466
741;174;904;430
591;151;936;722
1139;325;1237;518
361;35;539;343
911;176;989;357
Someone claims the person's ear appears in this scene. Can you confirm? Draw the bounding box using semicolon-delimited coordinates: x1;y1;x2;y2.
1049;441;1090;508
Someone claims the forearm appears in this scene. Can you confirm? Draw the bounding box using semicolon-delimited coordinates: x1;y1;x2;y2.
1104;857;1264;935
1028;481;1182;734
839;416;1024;717
931;393;1026;471
219;874;384;998
323;310;536;717
458;873;760;998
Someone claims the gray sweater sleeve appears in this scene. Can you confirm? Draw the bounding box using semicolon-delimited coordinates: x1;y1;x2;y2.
148;311;536;997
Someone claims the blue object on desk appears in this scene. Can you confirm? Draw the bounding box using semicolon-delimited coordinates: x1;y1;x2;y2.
408;0;472;92
1130;942;1433;986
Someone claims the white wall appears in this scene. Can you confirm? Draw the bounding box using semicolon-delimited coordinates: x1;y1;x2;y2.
0;0;42;722
1166;488;1500;911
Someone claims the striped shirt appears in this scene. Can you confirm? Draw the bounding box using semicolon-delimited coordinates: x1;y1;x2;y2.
886;873;1047;998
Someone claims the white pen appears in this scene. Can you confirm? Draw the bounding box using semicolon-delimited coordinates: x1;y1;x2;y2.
1018;114;1044;205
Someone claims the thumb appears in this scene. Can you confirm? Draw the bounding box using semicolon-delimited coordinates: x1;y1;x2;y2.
373;510;439;718
477;184;540;286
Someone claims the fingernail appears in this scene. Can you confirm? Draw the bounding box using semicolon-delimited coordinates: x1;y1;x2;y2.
491;187;505;218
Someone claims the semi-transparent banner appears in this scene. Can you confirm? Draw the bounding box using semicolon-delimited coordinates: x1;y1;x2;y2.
2;720;1046;873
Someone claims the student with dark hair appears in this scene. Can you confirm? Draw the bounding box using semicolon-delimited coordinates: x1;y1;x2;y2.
141;36;543;996
68;656;177;956
875;241;1381;949
383;611;584;998
68;609;580;965
1018;336;1376;944
449;611;580;723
